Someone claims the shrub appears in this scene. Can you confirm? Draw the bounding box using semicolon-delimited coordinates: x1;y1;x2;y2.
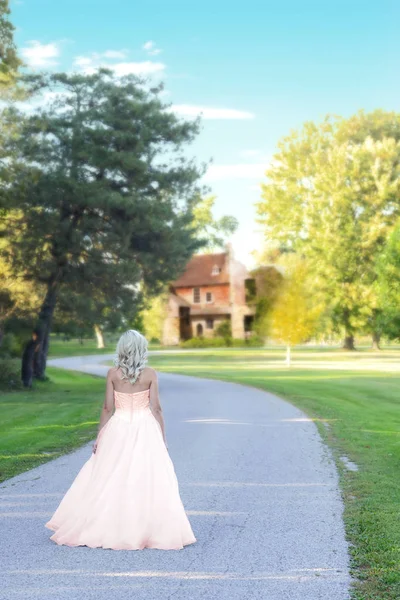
0;332;23;358
179;336;228;348
214;320;232;338
179;334;265;349
0;358;23;390
214;321;233;346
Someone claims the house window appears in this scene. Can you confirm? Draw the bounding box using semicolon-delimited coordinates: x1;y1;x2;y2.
211;265;221;275
206;291;213;303
193;287;200;303
206;318;214;329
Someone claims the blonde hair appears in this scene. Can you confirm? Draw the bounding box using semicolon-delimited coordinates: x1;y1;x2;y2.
113;329;148;384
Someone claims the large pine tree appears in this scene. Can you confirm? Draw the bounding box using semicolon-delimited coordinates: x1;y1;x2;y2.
0;69;206;381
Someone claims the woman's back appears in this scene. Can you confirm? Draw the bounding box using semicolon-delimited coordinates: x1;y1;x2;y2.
110;365;155;394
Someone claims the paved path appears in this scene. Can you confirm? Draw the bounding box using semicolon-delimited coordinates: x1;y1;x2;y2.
0;355;351;600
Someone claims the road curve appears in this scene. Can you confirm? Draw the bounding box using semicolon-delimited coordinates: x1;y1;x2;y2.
0;354;351;600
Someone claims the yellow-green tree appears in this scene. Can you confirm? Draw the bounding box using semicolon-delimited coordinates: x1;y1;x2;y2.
256;110;400;349
141;287;170;342
0;241;42;347
268;256;322;365
0;0;22;92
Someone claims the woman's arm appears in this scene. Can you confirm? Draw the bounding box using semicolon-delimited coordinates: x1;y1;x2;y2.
93;368;115;453
149;369;168;448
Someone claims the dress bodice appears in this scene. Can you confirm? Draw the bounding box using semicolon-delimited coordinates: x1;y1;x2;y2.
114;389;151;422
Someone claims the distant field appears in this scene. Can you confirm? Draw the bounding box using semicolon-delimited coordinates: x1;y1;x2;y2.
48;336;164;357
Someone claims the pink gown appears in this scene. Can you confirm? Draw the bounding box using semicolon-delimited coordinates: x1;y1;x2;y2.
45;388;197;550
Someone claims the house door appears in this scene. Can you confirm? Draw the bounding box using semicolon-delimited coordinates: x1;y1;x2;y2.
179;307;191;340
196;323;203;336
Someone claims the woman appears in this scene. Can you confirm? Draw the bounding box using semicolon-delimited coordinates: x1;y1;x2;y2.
45;329;197;550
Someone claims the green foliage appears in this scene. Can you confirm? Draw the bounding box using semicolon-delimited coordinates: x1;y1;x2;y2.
0;357;22;389
251;266;284;336
191;195;239;251
268;256;322;349
179;334;264;348
0;0;22;90
141;286;170;342
214;319;232;345
0;331;22;357
375;223;400;340
0;69;207;374
256;109;400;344
180;336;228;348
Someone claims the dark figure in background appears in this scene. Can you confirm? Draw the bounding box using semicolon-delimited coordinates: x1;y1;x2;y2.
21;330;39;388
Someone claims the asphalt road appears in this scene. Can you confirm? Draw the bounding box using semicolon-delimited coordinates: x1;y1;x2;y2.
0;354;351;600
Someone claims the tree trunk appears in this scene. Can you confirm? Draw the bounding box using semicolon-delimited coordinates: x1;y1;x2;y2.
342;308;356;350
34;329;50;379
23;280;58;383
94;324;105;349
285;345;291;366
343;334;355;350
371;331;381;350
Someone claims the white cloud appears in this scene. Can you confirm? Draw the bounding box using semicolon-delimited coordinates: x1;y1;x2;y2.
102;50;127;59
143;40;162;56
21;40;60;68
73;52;165;76
204;163;268;181
169;105;254;120
74;56;93;68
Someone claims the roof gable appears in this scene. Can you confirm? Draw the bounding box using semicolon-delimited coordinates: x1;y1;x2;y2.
171;252;230;287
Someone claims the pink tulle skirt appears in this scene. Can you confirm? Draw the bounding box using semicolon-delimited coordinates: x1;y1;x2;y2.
45;408;197;550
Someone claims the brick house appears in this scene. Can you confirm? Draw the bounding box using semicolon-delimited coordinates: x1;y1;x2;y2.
162;243;256;345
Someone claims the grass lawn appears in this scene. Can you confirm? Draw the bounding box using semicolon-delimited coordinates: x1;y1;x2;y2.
145;348;400;600
0;367;104;483
47;335;167;357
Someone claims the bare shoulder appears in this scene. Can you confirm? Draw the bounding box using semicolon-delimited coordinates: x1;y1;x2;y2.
107;366;119;381
143;366;158;380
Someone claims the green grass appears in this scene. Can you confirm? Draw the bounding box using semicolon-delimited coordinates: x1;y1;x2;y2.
144;349;400;600
0;367;104;483
48;336;165;357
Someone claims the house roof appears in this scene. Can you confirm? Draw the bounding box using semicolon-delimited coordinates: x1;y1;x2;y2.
169;293;191;308
171;252;230;287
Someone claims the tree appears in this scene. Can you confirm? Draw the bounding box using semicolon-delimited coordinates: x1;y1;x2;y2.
0;238;42;347
268;256;322;365
256;110;400;349
375;222;400;341
250;265;284;338
191;195;238;251
0;69;206;382
0;0;22;90
141;288;170;342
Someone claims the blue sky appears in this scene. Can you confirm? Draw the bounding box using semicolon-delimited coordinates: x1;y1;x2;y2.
11;0;398;267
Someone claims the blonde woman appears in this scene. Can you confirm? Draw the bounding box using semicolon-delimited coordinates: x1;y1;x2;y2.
45;329;197;550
